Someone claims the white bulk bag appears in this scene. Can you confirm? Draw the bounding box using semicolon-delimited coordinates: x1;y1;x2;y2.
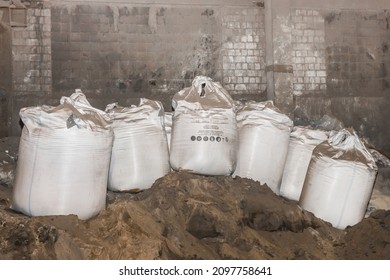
279;126;329;201
365;149;390;216
169;76;237;176
106;99;170;191
233;101;293;194
299;129;378;229
12;90;113;220
164;112;173;152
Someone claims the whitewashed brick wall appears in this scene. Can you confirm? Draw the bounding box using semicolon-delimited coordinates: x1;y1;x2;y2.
12;7;52;97
291;9;326;95
221;7;266;95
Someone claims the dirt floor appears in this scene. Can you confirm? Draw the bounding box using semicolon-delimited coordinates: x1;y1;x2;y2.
0;137;389;260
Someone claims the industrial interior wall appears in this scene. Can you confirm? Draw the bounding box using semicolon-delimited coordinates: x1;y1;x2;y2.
8;0;52;136
5;0;390;155
269;0;390;155
0;7;12;137
8;0;267;136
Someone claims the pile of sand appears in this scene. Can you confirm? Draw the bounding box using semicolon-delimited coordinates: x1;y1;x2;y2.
0;137;389;260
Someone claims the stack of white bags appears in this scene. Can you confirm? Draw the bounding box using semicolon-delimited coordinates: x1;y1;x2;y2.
12;91;171;220
10;77;380;229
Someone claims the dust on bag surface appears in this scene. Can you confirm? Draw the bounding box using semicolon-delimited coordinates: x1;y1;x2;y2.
233;101;293;194
11;90;113;220
279;126;330;201
299;129;378;230
169;76;237;176
106;99;170;191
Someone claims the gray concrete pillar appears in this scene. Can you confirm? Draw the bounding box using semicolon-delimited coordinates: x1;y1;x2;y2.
265;0;294;117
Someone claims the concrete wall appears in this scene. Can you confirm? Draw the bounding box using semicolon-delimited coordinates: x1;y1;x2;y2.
2;0;390;154
10;3;52;136
49;0;266;110
7;0;266;136
324;10;390;153
268;0;390;154
0;8;12;137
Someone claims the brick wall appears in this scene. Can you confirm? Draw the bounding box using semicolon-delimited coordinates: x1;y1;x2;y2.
325;11;390;97
51;4;222;108
291;9;326;96
10;3;52;135
221;6;266;96
6;0;265;135
290;6;390;153
5;0;388;153
324;10;390;152
50;2;266;110
0;8;12;137
12;7;51;95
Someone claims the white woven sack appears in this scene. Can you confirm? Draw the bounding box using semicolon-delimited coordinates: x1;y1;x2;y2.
106;99;170;191
299;129;378;229
169;76;237;176
233;101;293;194
12;90;113;220
279;126;329;201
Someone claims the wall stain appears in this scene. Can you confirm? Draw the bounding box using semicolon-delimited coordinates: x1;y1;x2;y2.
201;9;214;17
382;42;389;53
325;12;340;24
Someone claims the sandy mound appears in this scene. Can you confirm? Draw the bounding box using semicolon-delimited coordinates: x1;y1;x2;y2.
0;136;389;260
0;170;389;260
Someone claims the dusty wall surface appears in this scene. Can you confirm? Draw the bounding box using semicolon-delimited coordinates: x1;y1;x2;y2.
0;8;12;137
2;0;390;154
269;0;390;154
6;0;266;135
49;0;266;109
324;10;390;152
8;1;53;136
